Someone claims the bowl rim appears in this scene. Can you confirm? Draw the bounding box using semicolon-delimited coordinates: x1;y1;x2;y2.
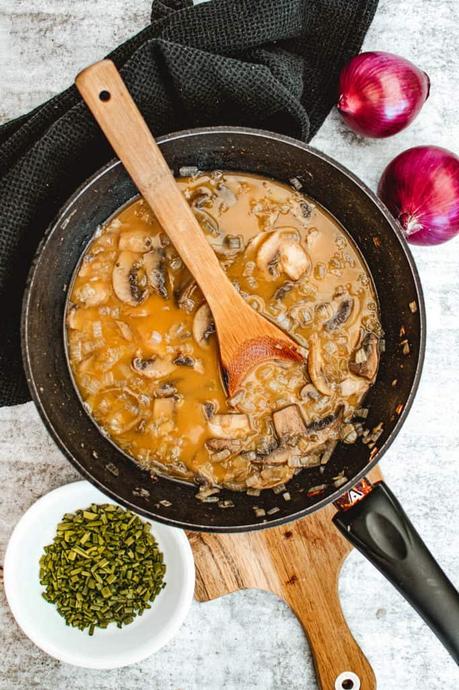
3;480;195;669
21;125;426;532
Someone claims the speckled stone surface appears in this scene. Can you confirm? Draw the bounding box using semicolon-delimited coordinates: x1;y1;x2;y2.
0;1;458;688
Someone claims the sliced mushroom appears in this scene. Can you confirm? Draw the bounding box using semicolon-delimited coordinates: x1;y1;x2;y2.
173;354;195;367
274;281;295;301
153;397;176;420
132;355;176;379
324;296;359;332
175;280;202;313
256;230;311;281
272;404;306;438
254;446;300;466
300;383;321;401
216;184;237;208
193;207;220;235
294;412;342;455
256;435;278;456
143;248;168;299
202;401;217;420
281;241;311;280
112;251;148;306
207;413;251;439
155;382;177;397
306;412;337;433
307;333;332;396
350;332;379;380
118;229;155;253
190;186;213;208
192;303;215;347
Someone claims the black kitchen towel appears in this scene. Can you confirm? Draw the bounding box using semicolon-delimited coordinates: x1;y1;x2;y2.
0;0;378;406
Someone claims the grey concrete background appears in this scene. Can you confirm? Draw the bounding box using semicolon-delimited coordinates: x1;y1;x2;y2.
0;1;458;688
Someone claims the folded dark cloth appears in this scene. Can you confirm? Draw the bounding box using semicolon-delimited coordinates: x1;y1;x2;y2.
0;0;378;406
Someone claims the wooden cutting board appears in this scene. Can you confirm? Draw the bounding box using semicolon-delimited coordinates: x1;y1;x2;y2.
187;468;382;690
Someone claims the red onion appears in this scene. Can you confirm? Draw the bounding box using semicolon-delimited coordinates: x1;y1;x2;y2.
337;51;430;138
378;146;459;245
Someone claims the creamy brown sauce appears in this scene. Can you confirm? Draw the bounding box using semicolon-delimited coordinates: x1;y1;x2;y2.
67;172;382;494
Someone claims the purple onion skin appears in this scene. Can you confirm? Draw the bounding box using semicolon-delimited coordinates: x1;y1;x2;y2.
337;51;430;138
378;146;459;245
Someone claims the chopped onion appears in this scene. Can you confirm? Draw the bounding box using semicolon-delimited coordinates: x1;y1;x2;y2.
92;321;103;338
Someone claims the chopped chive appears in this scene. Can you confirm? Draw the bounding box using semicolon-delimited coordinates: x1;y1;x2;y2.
39;503;166;635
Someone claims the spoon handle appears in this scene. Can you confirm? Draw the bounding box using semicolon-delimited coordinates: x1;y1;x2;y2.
76;59;234;317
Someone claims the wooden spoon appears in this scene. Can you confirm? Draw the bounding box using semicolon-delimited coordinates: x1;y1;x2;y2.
76;60;302;395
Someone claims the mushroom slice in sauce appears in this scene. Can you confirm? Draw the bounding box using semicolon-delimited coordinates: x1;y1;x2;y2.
175;280;203;313
173;354;195;367
153;397;176;420
323;296;359;331
296;413;341;455
143;248;168;299
306;411;338;433
256;230;311;281
216;184;237;208
350;332;379;380
132;355;176;379
272;404;306;437
192;303;215;347
274;281;295;301
207;413;251;439
307;333;332;396
299;383;321;401
255;446;300;466
190;186;213;208
112;251;148;306
281;241;311;281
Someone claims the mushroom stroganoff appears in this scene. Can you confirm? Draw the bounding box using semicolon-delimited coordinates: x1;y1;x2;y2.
66;171;382;495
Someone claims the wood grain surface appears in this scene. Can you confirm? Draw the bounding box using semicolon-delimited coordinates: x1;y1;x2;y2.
189;468;383;690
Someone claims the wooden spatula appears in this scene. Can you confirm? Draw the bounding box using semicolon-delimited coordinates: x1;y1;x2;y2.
76;60;302;396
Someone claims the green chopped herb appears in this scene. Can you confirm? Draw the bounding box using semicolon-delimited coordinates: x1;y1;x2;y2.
39;503;166;634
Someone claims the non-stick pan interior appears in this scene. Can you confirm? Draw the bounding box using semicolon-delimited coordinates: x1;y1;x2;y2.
22;127;424;531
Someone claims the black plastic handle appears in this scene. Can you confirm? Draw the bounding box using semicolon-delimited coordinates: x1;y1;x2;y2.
333;481;459;663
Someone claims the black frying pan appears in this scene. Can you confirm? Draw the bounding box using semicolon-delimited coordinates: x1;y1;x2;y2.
22;126;459;662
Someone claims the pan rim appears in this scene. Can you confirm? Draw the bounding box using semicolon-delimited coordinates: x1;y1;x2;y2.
21;125;426;532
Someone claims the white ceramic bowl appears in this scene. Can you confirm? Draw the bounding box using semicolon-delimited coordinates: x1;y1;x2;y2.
4;480;195;669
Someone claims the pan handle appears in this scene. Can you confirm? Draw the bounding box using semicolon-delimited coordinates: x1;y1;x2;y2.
333;480;459;663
